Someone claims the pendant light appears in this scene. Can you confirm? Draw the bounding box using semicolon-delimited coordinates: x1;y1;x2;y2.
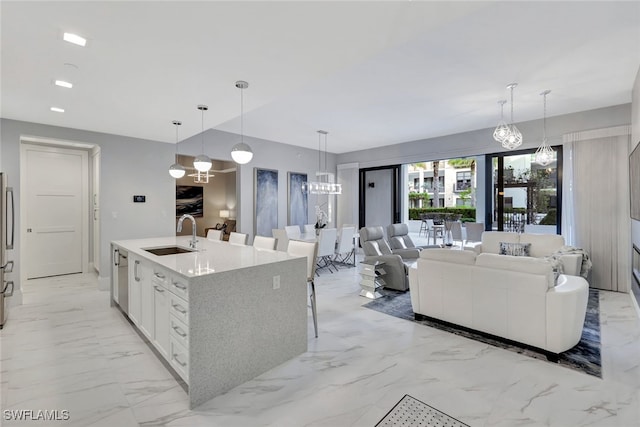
168;120;186;179
492;100;509;144
534;90;554;166
193;104;212;172
302;130;342;195
230;80;253;164
502;83;523;150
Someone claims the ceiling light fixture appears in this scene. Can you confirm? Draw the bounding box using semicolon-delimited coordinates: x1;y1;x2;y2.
193;104;212;173
302;130;342;195
501;83;523;150
230;80;254;165
169;120;186;179
534;90;555;166
50;107;64;113
492;100;509;144
63;32;87;47
55;80;73;89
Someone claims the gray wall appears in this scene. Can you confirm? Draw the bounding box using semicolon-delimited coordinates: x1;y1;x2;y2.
338;104;632;167
176;129;337;237
0;118;176;297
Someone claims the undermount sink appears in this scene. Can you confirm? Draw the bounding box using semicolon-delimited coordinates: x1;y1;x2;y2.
143;246;196;256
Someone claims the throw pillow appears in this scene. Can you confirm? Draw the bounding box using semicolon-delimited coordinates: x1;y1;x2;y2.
543;255;564;285
499;242;531;257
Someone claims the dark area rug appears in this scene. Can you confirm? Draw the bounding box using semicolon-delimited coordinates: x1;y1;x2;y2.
376;394;469;427
364;288;601;378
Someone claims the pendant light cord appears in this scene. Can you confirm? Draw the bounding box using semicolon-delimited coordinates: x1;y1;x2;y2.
240;86;244;144
510;85;514;124
543;92;547;140
201;108;205;152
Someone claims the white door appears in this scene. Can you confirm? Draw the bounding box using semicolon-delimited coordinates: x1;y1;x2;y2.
23;144;88;279
92;149;101;273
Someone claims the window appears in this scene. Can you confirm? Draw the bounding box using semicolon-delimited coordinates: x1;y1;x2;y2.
455;171;472;192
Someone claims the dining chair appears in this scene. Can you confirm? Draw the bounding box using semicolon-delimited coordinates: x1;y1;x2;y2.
464;222;485;246
445;221;463;246
253;235;276;250
228;232;248;245
206;229;224;241
316;228;338;273
272;228;289;252
285;225;301;238
303;224;316;234
287;240;319;337
334;226;356;266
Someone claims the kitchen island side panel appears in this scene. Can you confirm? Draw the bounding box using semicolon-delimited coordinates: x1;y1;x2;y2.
188;257;307;408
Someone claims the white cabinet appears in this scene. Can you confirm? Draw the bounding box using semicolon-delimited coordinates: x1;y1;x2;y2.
128;255;142;326
139;262;154;339
152;268;170;359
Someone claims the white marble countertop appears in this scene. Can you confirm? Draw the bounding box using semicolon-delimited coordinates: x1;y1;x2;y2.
113;235;299;278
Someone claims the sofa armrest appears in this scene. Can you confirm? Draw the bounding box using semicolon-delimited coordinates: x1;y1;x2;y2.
559;253;581;276
474;244;483;255
391;248;420;260
545;274;589;353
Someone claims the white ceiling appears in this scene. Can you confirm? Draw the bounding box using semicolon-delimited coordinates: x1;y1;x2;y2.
2;1;639;153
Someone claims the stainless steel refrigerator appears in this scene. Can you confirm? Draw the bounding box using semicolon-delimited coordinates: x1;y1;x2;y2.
1;172;15;328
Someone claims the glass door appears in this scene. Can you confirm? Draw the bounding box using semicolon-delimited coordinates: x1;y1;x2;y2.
487;147;562;234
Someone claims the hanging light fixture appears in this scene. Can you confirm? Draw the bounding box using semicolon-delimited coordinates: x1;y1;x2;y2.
502;83;523;150
168;120;186;179
534;90;554;166
492;100;509;144
302;130;342;195
230;80;253;164
193;104;212;172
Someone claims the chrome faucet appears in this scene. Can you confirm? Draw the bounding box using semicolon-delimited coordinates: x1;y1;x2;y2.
177;214;198;249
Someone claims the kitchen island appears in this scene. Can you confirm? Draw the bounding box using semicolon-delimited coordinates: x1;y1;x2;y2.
110;236;307;408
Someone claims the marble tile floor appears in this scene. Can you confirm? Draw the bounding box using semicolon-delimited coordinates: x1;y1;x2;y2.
0;264;639;427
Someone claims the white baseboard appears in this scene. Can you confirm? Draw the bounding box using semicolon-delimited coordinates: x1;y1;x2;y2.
630;290;640;319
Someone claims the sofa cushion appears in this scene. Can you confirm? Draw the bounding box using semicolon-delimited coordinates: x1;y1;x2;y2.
481;231;519;254
476;253;554;287
499;242;531;257
519;233;565;258
420;248;477;265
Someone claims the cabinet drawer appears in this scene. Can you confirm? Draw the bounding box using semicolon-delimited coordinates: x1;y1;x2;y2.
169;315;189;348
169;337;189;383
169;294;189;325
151;267;169;289
169;276;188;300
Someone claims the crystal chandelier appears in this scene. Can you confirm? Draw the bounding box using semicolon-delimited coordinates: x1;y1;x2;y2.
534;90;554;166
302;130;342;195
168;120;186;179
501;83;523;150
230;80;254;165
193;104;212;173
492;100;509;144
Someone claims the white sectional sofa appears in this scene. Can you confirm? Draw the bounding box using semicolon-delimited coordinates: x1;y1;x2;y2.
473;231;582;277
408;248;589;355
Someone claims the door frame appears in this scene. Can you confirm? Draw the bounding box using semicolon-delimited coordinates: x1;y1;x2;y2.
359;165;401;229
20;137;94;283
484;146;563;233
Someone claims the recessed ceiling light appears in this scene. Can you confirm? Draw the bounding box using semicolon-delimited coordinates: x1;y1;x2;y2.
63;32;87;47
55;80;73;89
50;107;65;113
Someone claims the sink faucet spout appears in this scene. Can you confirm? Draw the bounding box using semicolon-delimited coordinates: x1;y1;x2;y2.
177;214;198;248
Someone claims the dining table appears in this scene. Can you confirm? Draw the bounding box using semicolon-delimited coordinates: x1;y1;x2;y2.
289;230;359;267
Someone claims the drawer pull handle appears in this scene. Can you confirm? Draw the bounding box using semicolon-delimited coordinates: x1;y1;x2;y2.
173;282;187;290
172;325;187;337
154;272;165;279
173;354;187;367
172;304;187;314
154;286;165;293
